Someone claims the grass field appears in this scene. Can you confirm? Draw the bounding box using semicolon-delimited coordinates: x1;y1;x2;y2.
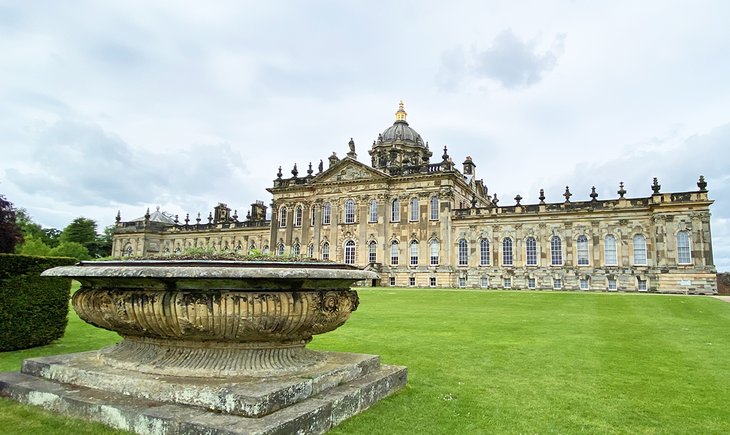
1;286;729;434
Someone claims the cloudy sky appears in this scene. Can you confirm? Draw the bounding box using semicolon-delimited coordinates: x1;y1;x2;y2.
1;1;728;270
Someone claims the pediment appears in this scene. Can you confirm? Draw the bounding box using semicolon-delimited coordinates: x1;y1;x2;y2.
311;158;389;184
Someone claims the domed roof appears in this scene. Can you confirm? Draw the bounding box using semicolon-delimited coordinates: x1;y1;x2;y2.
380;101;425;146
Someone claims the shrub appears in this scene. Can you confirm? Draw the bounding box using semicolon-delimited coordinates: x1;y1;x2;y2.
0;254;77;351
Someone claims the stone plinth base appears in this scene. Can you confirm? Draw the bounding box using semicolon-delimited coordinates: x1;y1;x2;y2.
0;351;406;435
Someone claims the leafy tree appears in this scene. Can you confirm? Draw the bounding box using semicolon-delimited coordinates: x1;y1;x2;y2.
42;227;62;248
0;194;24;253
60;217;98;246
15;208;61;248
50;241;90;260
18;235;52;256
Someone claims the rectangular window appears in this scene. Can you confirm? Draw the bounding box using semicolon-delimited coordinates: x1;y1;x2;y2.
503;278;512;289
409;198;418;222
369;200;378;223
553;279;562;290
526;238;537;266
310;207;316;226
637;278;647;292
322;203;331;225
430;196;439;221
608;278;617;291
409;276;415;287
430;277;436;287
458;277;466;288
389;276;396;286
368;243;377;263
579;278;589;290
480;276;489;288
480;240;490;266
528;277;536;289
430;242;439;266
502;239;513;266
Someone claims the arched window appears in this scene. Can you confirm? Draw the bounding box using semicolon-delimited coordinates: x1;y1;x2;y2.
502;238;513;266
480;239;490;266
249;241;256;253
124;244;133;256
235;242;242;253
677;231;692;264
604;235;618;266
279;207;287;228
458;239;468;266
369;199;378;223
322;202;331;225
526;237;537;266
277;243;285;256
292;242;300;256
263;244;270;254
410;241;419;266
310;206;316;226
344;240;356;265
430;240;439;265
390;241;399;265
633;234;647;265
322;242;330;260
295;206;303;227
409;197;419;221
391;199;400;222
576;235;589;266
430;196;439;220
308;243;314;258
551;236;562;265
368;241;377;263
174;246;181;254
345;199;355;224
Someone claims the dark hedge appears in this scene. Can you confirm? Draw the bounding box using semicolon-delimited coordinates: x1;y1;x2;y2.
0;254;76;351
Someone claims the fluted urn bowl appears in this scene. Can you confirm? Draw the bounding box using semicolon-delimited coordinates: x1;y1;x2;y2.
42;260;378;377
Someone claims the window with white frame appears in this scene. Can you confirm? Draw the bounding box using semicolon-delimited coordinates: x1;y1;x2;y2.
458;277;466;288
579;278;589;290
369;199;378;223
344;199;355;224
480;276;489;288
480;239;490;266
389;276;396;286
528;277;536;289
322;203;331;225
677;230;692;264
308;244;314;258
322;242;330;261
604;235;618;266
502;238;513;266
344;240;355;265
277;243;285;256
310;206;316;226
550;236;563;265
368;241;377;263
503;277;512;289
430;196;439;220
410;241;419;266
430;240;439;266
409;197;419;221
430;277;437;287
637;278;647;291
526;237;537;266
607;278;617;291
553;278;563;290
279;207;287;228
292;242;300;256
391;241;399;265
577;235;589;266
409;276;415;287
458;239;468;266
633;234;647;265
391;199;400;222
295;206;302;227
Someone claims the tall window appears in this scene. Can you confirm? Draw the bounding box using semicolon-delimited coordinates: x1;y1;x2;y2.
310;206;316;226
677;231;692;264
279;207;287;228
576;235;589;266
409;197;419;221
295;206;302;227
344;240;355;265
430;240;439;265
368;241;377;263
526;237;537;266
369;199;378;223
604;235;618;266
430;196;439;220
502;238;513;266
322;242;330;260
458;239;468;266
308;243;314;258
391;199;400;222
322;202;331;225
292;242;300;256
633;234;647;265
390;241;399;265
480;239;490;266
550;236;562;265
277;243;285;256
345;199;355;224
410;241;419;266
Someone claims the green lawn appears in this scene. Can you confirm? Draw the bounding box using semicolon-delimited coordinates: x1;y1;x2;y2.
2;287;729;434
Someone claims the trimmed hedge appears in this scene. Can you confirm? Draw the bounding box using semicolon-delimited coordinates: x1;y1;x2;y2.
0;254;77;351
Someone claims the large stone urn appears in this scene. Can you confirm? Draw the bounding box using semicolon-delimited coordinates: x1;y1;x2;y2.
0;260;407;435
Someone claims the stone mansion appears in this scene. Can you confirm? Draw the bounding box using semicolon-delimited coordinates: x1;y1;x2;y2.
112;103;717;293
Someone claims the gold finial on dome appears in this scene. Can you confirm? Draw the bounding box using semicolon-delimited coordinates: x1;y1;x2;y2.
395;100;407;122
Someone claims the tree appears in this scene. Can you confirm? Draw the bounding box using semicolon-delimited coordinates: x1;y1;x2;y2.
49;241;90;260
0;194;24;253
61;217;97;246
15;208;61;248
18;235;52;256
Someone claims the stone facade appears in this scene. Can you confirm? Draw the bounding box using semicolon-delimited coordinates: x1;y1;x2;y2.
113;103;717;293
